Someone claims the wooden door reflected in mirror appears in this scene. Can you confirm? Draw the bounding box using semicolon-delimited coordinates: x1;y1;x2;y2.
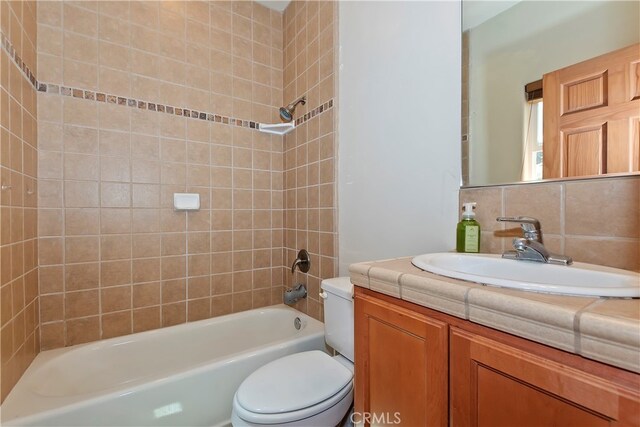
543;43;640;179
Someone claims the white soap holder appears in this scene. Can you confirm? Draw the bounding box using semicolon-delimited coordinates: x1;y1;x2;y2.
258;122;295;135
173;193;200;211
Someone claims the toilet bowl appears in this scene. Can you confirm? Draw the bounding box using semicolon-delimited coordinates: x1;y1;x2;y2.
231;351;353;426
231;278;354;427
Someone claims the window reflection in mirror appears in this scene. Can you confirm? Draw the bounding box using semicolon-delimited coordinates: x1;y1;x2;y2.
462;0;640;187
522;99;542;182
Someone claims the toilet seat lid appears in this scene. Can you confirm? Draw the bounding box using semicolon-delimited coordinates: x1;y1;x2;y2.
235;350;353;415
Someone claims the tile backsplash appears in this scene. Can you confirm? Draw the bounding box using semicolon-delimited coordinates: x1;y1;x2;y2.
460;175;640;272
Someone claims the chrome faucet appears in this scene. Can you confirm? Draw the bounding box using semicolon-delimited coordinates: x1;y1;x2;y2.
496;216;572;265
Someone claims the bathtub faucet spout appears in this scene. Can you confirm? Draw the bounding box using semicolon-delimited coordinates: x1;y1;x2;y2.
284;284;307;305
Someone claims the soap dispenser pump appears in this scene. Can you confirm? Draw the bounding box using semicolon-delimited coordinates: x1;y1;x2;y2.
456;202;481;253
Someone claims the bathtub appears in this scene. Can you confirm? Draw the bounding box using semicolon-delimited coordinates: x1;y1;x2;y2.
1;305;325;426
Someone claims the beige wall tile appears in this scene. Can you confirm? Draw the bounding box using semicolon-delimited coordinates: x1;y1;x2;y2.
65;236;99;263
504;183;562;234
65;290;99;319
63;3;97;37
133;282;160;308
38;209;63;236
63;32;98;63
101;286;131;313
565;178;640;238
66;316;100;346
40;322;64;350
101;260;131;287
565;237;639;272
133;306;161;333
65;262;99;291
64;181;99;207
100;234;132;260
64;208;98;235
162;301;186;326
101;311;132;339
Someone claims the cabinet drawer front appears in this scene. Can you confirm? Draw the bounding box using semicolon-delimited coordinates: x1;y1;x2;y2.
450;327;640;427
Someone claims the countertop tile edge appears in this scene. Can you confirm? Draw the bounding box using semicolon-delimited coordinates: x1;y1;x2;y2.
578;312;640;373
348;262;373;289
368;266;402;298
400;272;469;319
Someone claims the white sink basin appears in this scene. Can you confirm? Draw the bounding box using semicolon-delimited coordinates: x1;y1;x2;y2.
412;253;640;298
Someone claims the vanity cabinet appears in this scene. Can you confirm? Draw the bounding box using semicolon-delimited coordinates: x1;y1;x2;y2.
450;327;640;427
354;288;640;427
354;291;448;427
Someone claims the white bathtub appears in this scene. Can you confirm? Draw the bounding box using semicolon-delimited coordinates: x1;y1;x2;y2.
1;305;325;426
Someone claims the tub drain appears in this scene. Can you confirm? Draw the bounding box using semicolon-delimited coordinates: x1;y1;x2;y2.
294;317;302;330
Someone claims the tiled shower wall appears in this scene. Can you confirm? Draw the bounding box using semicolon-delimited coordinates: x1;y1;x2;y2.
460;175;640;272
0;0;39;401
36;1;288;350
282;1;337;321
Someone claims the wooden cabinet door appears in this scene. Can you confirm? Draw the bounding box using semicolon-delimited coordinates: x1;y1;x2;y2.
450;327;640;427
354;293;448;427
543;43;640;178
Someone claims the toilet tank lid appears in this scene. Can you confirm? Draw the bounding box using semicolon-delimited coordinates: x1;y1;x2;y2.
321;277;353;299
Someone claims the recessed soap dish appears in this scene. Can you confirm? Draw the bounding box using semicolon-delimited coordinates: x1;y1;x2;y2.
173;193;200;211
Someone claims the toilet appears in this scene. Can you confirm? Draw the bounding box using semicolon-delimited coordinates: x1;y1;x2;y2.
231;277;354;426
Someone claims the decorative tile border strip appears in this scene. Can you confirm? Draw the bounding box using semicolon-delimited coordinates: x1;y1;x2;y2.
295;99;334;126
1;29;334;131
37;82;334;130
37;81;263;128
1;31;38;89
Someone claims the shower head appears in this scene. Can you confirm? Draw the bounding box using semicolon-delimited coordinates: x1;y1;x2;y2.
279;96;306;122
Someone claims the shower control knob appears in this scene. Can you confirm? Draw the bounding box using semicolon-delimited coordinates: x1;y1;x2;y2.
291;249;311;274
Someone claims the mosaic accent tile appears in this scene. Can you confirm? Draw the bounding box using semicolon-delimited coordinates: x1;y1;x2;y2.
294;99;334;126
34;80;334;131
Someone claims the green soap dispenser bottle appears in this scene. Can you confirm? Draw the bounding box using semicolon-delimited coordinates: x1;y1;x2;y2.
456;202;481;253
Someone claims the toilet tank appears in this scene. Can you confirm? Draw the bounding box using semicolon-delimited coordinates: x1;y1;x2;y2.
321;277;354;362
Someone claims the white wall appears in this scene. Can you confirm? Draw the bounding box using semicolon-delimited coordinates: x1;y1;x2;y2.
338;1;462;274
468;0;640;186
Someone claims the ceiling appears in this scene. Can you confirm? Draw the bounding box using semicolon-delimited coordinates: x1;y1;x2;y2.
462;0;521;31
255;0;291;13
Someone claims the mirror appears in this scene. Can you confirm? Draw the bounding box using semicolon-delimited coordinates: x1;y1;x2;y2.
462;0;640;187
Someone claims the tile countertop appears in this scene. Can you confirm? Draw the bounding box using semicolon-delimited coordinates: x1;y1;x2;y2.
349;257;640;374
